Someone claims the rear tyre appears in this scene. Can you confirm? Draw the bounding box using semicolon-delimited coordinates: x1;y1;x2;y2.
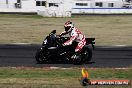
35;49;49;64
81;47;92;63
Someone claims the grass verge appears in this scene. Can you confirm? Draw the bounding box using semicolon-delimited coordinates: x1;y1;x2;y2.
0;67;131;88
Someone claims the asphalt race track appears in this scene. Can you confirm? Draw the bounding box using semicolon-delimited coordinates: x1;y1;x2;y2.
0;44;132;68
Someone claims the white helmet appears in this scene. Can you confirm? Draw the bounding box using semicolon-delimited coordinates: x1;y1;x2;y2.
64;21;74;33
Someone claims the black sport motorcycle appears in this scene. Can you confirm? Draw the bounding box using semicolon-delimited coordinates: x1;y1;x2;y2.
35;30;95;64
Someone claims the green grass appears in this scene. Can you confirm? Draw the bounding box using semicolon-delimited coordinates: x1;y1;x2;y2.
0;14;132;45
0;67;132;79
0;67;131;88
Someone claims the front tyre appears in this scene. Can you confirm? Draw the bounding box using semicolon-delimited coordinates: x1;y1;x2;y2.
35;48;49;64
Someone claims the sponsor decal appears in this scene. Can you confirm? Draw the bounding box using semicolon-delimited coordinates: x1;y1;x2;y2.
80;68;130;86
90;80;130;85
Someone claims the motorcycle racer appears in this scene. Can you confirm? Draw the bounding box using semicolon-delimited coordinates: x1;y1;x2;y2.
60;21;86;58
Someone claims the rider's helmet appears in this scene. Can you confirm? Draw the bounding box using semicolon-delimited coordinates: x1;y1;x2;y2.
64;21;74;33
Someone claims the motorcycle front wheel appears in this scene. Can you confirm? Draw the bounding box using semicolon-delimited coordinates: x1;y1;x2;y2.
35;49;49;64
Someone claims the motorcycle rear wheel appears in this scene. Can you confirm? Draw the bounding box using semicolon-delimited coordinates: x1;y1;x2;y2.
73;47;92;65
81;47;92;63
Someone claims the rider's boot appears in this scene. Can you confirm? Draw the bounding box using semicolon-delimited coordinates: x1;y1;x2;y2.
71;52;80;59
